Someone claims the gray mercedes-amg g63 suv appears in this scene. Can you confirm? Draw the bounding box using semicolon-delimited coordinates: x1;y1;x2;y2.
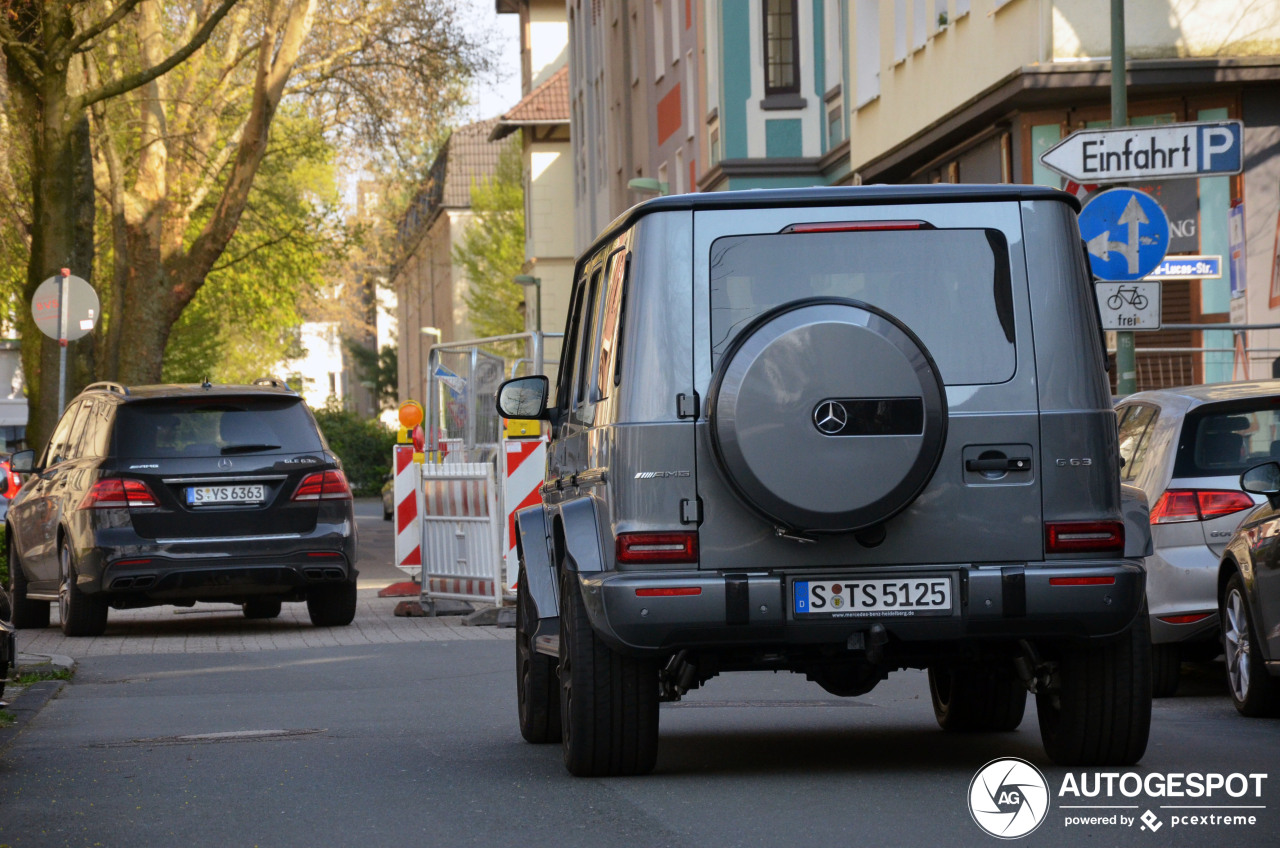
496;185;1153;776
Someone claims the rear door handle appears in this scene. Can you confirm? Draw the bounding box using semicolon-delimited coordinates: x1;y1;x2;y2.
965;457;1031;473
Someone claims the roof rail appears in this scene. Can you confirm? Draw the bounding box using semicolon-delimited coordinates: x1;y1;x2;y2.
252;376;292;391
84;381;129;396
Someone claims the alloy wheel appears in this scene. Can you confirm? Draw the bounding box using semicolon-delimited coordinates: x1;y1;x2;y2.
1224;587;1251;703
58;545;71;626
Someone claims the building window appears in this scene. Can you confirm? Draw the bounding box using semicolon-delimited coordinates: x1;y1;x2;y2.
763;0;799;95
827;102;844;146
709;121;721;167
855;0;880;106
685;51;696;140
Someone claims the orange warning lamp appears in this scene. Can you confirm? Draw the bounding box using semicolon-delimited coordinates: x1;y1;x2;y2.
398;401;423;430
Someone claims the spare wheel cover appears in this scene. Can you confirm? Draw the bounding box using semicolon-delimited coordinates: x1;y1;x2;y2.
708;298;948;533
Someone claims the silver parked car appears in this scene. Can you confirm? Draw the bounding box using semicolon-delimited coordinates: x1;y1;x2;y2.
1115;381;1280;697
499;185;1154;775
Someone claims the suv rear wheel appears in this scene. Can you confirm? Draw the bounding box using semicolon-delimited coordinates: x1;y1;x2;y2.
516;565;560;743
1036;613;1151;766
306;581;357;627
8;535;50;629
59;542;108;638
927;666;1026;732
559;567;658;776
243;598;284;620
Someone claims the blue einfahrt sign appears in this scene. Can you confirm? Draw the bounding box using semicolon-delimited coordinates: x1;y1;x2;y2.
1079;188;1171;281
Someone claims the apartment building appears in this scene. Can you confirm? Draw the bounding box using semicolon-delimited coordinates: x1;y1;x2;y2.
844;0;1280;384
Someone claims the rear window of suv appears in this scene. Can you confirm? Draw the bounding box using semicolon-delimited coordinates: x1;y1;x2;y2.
709;228;1015;385
1173;398;1280;478
113;397;324;459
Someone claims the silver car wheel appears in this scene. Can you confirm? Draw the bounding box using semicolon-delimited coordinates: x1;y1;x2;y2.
58;544;71;626
1224;587;1251;703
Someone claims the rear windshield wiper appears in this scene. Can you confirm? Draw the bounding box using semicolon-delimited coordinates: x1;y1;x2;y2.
220;443;282;455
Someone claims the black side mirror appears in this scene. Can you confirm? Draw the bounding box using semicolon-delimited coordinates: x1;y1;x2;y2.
495;376;551;421
9;449;35;474
1241;461;1280;501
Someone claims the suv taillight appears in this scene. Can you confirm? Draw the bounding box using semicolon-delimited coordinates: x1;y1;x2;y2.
292;470;352;501
1044;521;1124;555
1149;489;1255;524
616;532;698;565
81;478;157;509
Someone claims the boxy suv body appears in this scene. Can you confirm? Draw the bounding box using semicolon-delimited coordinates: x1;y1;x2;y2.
497;186;1153;776
6;381;358;636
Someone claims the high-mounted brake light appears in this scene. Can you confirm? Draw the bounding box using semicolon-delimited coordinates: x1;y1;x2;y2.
292;470;352;501
616;532;698;565
1044;521;1125;555
783;220;927;234
81;478;157;509
1149;489;1254;524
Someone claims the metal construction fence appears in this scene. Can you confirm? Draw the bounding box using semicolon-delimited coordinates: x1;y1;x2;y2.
409;331;560;613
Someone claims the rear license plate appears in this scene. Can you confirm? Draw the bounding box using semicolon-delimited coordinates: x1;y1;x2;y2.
793;576;953;617
186;485;265;506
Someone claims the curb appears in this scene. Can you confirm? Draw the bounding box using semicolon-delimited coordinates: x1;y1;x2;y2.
1;653;76;752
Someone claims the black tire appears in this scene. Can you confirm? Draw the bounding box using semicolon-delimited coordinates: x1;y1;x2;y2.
1222;573;1280;717
928;665;1027;731
243;598;283;620
559;568;659;776
1036;614;1151;766
1151;642;1182;699
58;542;108;638
8;534;50;629
516;566;560;743
307;581;357;627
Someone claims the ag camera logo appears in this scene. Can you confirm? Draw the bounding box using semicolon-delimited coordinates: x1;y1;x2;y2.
969;758;1051;839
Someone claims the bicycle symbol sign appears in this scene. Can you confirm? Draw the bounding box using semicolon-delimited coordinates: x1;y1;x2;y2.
1096;281;1161;331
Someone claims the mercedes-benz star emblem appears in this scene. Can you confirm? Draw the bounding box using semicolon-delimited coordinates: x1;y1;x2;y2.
813;400;848;435
218;458;233;470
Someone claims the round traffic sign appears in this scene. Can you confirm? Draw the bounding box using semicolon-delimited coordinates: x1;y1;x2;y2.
31;274;100;341
1078;188;1170;281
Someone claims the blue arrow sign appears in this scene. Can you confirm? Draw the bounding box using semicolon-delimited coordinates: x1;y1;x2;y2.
1079;188;1171;281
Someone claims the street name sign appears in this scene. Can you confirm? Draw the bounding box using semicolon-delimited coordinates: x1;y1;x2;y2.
32;274;99;341
1145;255;1222;280
1079;188;1171;281
1096;281;1161;331
1039;120;1243;183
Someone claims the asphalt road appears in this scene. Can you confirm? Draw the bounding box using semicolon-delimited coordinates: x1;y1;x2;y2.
2;506;1279;847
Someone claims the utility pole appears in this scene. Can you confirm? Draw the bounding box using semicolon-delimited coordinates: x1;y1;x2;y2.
1111;0;1135;395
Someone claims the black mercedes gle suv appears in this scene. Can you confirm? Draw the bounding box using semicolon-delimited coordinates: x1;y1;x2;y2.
5;379;358;636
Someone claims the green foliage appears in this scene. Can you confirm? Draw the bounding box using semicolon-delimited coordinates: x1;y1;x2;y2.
312;401;396;496
15;668;73;685
345;341;398;410
162;112;351;384
454;137;525;340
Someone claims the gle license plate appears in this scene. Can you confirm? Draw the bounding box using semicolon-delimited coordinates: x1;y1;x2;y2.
187;485;265;506
794;576;952;617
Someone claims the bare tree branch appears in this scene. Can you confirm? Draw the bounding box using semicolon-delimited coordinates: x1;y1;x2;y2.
67;0;147;55
73;0;241;112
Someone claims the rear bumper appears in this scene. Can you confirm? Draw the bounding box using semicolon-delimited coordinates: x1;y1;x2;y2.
577;561;1146;655
1144;543;1221;645
76;519;357;604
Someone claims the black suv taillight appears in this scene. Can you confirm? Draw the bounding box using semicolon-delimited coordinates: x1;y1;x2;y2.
292;470;352;501
81;478;157;509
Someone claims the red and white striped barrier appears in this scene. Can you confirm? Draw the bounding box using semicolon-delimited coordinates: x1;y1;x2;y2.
503;438;546;592
393;445;421;577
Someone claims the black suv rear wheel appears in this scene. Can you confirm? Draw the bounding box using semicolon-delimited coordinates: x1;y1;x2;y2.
8;534;50;629
59;542;108;638
1036;613;1151;766
559;567;658;776
306;581;357;627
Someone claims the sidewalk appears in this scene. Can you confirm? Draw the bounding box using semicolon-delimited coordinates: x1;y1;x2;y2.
15;589;514;660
